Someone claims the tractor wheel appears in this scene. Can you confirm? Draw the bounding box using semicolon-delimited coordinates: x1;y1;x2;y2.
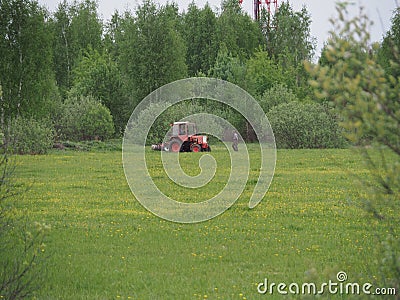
206;146;211;152
170;141;181;152
191;144;201;152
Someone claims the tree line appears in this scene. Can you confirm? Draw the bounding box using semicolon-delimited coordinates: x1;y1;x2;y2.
0;0;398;152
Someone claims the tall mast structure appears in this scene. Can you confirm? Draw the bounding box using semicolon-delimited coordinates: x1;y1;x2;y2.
240;0;278;25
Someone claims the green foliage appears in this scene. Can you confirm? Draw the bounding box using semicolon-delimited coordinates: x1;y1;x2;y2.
50;0;103;95
68;0;102;51
268;102;345;149
103;11;123;59
380;232;400;291
1;0;319;144
0;0;58;120
118;1;187;107
0;140;49;298
129;101;180;145
217;0;264;60
306;3;400;290
259;83;298;113
267;1;316;64
306;6;400;152
71;48;131;134
182;3;218;76
377;8;400;80
260;1;316;99
0;219;49;298
246;50;293;97
55;139;122;152
208;43;246;86
59;96;114;141
8;117;54;155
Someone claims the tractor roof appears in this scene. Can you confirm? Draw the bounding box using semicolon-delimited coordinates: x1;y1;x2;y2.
173;121;194;125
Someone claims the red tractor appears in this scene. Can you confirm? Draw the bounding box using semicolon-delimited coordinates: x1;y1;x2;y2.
151;121;211;152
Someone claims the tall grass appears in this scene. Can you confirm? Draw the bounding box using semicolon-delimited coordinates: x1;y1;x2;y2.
10;146;391;299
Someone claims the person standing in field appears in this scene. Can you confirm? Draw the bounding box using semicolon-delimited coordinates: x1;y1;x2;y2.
232;130;239;151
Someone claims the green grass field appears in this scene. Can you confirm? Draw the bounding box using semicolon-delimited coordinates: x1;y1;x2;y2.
11;145;391;299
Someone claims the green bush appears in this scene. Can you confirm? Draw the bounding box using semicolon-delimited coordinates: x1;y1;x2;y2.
259;83;298;113
268;102;345;149
128;102;181;145
59;96;114;141
8;117;54;154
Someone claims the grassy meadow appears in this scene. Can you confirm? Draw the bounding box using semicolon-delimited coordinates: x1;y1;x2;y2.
10;144;391;299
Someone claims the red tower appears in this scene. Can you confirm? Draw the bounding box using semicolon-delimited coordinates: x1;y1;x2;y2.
265;0;278;30
241;0;278;24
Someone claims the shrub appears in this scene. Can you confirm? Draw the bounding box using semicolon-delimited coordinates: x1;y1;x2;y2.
59;96;114;141
8;117;54;154
259;83;298;113
268;102;345;149
128;102;181;145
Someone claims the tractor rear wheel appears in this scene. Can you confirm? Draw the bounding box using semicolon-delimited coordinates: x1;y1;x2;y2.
191;144;201;152
170;141;181;152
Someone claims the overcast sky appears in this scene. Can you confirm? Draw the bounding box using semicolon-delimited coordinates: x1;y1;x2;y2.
38;0;399;56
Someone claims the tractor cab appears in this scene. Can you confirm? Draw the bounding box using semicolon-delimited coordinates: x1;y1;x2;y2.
171;122;197;140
